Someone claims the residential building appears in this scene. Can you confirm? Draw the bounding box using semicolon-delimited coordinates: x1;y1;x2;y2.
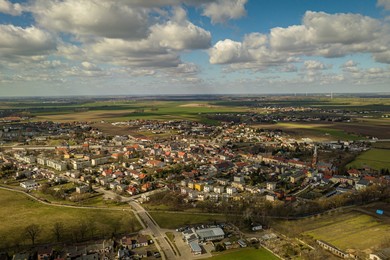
20;180;39;190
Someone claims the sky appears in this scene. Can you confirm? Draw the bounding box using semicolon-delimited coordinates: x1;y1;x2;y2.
1;0;390;96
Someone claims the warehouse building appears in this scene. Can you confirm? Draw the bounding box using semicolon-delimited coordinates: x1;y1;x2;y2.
195;227;225;242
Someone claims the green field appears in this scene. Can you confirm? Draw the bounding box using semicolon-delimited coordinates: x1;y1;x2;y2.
30;101;246;123
273;122;363;141
347;148;390;170
304;213;389;250
149;211;226;229
214;97;390;109
276;210;390;252
0;189;140;249
208;248;279;260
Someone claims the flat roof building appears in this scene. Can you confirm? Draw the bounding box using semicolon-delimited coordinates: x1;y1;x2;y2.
195;227;224;242
189;241;202;255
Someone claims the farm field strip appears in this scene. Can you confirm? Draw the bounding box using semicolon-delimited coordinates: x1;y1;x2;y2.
287;212;390;251
149;211;227;229
347;148;390;170
208;247;279;260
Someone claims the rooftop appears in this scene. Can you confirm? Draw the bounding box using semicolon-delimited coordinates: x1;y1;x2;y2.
195;227;224;239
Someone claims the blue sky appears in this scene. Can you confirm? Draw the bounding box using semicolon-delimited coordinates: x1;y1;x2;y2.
0;0;390;96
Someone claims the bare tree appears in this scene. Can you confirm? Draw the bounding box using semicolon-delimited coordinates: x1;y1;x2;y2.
129;219;136;233
25;224;41;245
87;218;96;238
111;219;121;236
52;222;64;242
78;220;89;240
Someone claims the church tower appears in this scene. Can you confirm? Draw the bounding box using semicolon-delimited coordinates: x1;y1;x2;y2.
312;146;318;168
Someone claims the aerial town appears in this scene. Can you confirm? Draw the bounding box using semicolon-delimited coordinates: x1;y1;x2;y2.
1;0;390;259
0;97;389;260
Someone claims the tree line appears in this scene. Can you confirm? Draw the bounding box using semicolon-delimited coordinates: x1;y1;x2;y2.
22;218;137;246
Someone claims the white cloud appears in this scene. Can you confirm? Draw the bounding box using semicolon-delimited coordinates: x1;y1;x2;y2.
202;0;247;24
341;60;359;73
89;37;181;68
111;0;248;24
176;63;199;74
32;0;149;40
342;60;358;68
62;62;109;78
27;3;210;75
303;11;381;45
303;60;326;70
81;61;101;71
209;32;295;70
210;10;390;73
270;11;383;56
372;50;390;63
378;0;390;10
39;60;64;69
0;0;23;15
209;39;251;64
127;68;156;77
150;7;211;50
280;64;298;72
347;66;390;85
0;25;56;58
56;43;86;61
85;7;210;69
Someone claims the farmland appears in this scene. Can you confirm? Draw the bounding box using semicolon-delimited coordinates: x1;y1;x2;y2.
1;96;388;140
347;148;390;170
27;101;247;123
148;211;227;229
304;213;389;252
259;122;363;141
0;189;141;249
208;248;279;260
275;209;390;255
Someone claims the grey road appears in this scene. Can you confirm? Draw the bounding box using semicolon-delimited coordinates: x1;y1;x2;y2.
129;201;180;260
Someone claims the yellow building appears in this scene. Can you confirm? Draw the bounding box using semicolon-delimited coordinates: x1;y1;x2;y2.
194;183;204;191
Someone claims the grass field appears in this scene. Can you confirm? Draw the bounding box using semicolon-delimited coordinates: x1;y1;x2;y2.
214;97;390;108
276;210;390;252
149;211;226;229
304;213;389;251
33;101;246;123
372;141;390;149
259;122;363;141
208;248;279;260
0;189;140;249
347;148;390;170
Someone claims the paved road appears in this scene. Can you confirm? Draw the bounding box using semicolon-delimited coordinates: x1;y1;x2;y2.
129;201;179;260
94;186;168;202
92;186;180;260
